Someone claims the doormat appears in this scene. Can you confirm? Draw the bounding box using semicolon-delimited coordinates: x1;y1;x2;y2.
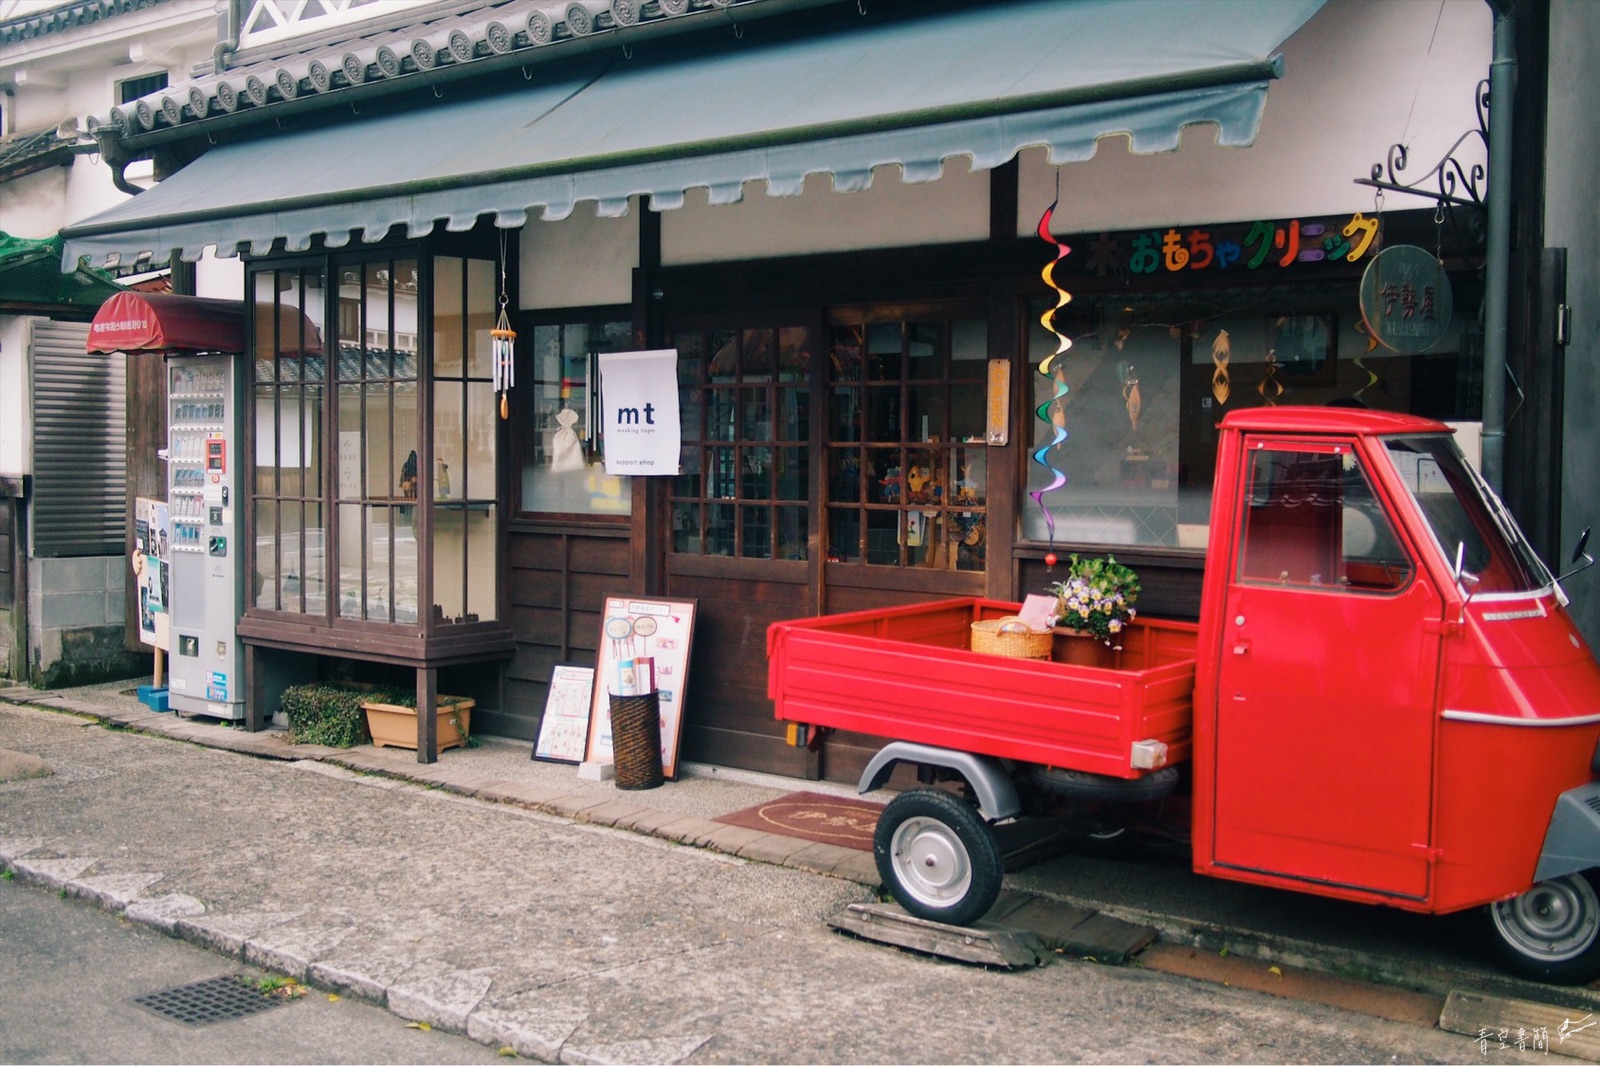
714;791;884;851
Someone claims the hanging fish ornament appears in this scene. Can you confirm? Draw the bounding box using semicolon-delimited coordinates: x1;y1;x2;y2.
1120;362;1141;432
1211;329;1231;406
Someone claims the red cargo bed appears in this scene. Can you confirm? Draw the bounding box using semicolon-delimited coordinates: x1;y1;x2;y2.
767;597;1197;779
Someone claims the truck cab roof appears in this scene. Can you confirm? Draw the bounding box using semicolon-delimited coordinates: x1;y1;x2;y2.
1220;406;1452;437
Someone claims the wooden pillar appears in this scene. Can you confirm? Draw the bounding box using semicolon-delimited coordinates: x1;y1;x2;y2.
416;665;438;764
243;643;268;732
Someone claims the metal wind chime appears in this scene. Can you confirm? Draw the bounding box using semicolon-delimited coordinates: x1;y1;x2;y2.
492;243;517;419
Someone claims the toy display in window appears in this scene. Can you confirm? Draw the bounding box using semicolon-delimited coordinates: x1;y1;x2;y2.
955;462;980;505
879;464;901;502
400;450;419;498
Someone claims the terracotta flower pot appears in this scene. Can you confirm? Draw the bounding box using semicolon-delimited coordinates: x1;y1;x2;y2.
1052;628;1119;669
362;698;474;752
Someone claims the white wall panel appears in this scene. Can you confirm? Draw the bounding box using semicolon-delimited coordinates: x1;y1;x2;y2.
520;203;636;309
0;316;30;474
194;252;245;300
661;164;988;266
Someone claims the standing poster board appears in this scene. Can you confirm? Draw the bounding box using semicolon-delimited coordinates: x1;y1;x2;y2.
584;596;697;778
132;497;170;650
533;664;595;764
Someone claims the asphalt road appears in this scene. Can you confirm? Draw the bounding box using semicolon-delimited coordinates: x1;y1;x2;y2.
0;700;1572;1064
0;877;506;1064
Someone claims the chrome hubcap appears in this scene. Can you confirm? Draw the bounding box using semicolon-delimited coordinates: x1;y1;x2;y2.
1491;875;1600;963
890;815;972;911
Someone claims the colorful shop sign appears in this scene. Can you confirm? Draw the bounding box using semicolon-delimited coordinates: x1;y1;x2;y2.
1074;211;1383;279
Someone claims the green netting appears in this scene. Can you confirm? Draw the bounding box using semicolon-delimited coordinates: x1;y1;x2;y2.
0;230;122;309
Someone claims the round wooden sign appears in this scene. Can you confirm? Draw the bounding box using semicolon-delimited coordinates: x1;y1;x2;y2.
1358;245;1454;355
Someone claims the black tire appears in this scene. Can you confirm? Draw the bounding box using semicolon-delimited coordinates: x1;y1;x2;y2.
1480;871;1600;985
1027;764;1180;803
874;789;1004;927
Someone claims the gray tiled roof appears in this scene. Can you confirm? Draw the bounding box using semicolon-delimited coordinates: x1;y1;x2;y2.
0;0;167;45
92;0;829;156
0;122;94;182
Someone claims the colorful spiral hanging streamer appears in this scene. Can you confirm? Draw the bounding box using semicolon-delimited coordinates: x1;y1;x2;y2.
1030;199;1072;554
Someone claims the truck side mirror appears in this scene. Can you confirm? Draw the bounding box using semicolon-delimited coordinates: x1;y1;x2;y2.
1557;526;1594;584
1452;541;1482;600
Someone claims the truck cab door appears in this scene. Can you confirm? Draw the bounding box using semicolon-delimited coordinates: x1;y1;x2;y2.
1212;437;1440;901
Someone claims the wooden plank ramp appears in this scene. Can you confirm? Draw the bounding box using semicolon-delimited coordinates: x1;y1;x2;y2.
827;902;1050;969
1439;989;1600;1063
827;890;1158;970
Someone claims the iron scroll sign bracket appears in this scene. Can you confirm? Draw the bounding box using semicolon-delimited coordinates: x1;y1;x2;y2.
1352;78;1489;210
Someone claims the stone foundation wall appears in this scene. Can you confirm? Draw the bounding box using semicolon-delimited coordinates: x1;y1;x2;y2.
26;556;149;687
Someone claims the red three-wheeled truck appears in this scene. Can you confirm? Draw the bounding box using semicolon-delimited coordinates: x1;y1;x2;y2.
767;408;1600;983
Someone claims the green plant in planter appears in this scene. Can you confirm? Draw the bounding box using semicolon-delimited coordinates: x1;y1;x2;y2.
280;683;368;748
364;686;479;748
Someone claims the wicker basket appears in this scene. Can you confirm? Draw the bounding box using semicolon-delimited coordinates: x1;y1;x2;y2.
608;692;664;790
970;616;1053;660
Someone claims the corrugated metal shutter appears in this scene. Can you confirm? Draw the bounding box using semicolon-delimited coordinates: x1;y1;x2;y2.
31;320;126;557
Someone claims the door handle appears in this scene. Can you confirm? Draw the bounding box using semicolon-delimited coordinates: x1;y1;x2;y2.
1233;640;1250;656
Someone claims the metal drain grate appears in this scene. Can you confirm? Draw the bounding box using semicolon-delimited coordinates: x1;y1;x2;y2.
133;975;283;1026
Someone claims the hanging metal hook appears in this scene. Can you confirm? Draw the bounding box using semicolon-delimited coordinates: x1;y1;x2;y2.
858;0;866;13
522;65;533;80
432;83;443;98
621;41;632;59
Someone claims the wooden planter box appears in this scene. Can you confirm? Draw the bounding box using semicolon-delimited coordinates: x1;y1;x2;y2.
362;698;474;752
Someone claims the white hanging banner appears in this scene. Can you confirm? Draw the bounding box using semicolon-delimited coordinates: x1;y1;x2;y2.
598;349;681;476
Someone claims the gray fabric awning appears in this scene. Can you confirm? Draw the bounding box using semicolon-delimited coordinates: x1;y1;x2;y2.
62;0;1324;268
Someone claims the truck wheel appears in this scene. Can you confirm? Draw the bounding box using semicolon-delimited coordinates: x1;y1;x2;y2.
1482;872;1600;984
874;789;1003;927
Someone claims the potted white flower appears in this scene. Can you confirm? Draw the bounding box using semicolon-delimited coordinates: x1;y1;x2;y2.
1047;553;1141;651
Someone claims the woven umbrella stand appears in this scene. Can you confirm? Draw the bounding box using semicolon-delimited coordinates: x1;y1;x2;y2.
608;691;664;790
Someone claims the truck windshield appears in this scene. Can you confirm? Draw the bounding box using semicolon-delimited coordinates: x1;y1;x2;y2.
1382;435;1554;595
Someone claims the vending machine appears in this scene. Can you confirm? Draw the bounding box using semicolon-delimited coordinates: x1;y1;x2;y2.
166;354;245;719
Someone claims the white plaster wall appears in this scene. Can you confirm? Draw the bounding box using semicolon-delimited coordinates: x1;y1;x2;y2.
0;4;216;235
520;203;637;309
660;163;989;267
0;316;30;475
1548;0;1600;643
1017;0;1492;233
194;252;245;301
0;167;69;239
